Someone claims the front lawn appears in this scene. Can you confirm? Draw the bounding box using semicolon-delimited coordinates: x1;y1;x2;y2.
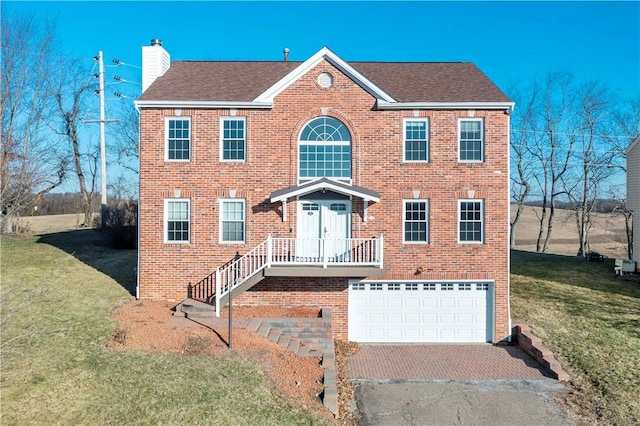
0;232;329;425
511;250;640;424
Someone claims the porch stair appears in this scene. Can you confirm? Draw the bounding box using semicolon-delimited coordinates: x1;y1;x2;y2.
172;303;338;414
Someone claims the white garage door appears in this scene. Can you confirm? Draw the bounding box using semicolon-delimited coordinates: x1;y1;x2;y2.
348;281;493;343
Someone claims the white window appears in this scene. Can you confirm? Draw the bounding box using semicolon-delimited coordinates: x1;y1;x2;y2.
220;199;245;243
459;199;484;243
165;117;191;161
220;117;246;161
403;200;429;243
459;118;483;162
164;199;190;243
403;118;429;162
299;116;351;181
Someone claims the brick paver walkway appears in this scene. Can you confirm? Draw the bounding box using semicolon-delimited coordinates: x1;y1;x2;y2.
348;344;552;381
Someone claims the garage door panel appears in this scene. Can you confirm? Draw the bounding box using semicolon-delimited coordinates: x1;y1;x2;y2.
349;281;493;343
440;297;456;308
457;313;474;324
404;298;420;308
421;313;438;323
404;329;421;339
422;298;438;308
405;313;420;324
386;313;402;323
439;313;456;323
458;297;476;308
386;298;403;309
368;313;385;324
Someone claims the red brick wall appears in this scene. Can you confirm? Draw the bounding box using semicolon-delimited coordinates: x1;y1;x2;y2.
139;59;511;342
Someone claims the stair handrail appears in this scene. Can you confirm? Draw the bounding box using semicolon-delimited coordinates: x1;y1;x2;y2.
215;235;272;315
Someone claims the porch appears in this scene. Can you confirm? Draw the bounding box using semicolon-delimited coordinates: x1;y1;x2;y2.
188;235;385;315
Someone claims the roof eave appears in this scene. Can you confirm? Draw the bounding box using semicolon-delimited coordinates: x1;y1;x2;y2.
626;135;640;155
134;100;273;109
377;101;515;111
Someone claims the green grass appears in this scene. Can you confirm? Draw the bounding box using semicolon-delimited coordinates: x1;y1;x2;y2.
511;250;640;425
1;232;329;425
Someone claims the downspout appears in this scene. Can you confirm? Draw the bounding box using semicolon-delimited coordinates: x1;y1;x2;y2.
506;106;513;342
135;103;141;300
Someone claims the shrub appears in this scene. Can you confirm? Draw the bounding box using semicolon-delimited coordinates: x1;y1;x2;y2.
93;200;138;249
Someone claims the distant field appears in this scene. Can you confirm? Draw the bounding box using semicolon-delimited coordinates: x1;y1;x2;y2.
20;213;94;235
511;205;628;259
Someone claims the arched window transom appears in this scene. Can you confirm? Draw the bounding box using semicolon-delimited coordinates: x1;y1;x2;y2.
299;117;351;181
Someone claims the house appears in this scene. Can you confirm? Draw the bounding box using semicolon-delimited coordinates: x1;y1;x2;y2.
135;40;514;343
627;135;640;270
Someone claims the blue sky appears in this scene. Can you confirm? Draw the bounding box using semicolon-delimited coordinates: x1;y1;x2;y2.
3;1;639;193
5;1;639;98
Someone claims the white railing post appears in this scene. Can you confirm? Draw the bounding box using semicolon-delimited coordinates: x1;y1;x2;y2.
215;267;221;317
323;237;328;268
266;234;272;268
378;234;384;268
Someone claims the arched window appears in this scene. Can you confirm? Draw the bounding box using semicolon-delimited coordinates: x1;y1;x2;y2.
299;117;351;181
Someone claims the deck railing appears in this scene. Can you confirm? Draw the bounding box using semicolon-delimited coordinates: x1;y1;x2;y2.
188;235;383;316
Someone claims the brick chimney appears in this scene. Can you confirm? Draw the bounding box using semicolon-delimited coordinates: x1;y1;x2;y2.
141;39;170;93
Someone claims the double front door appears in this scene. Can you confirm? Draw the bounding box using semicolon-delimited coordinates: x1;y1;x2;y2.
297;200;351;261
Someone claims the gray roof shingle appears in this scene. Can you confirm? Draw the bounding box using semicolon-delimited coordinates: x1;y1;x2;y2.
138;60;510;103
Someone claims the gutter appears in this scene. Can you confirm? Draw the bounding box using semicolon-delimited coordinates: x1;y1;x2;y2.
377;101;515;111
134;100;273;109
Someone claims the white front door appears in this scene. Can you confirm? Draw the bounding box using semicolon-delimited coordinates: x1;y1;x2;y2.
297;200;351;261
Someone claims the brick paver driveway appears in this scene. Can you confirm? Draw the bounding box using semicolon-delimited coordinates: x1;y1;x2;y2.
347;345;569;425
348;344;552;381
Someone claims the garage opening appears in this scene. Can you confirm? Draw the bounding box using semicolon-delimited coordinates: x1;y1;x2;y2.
348;280;493;343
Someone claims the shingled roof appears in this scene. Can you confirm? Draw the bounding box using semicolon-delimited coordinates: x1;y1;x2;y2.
138;59;510;104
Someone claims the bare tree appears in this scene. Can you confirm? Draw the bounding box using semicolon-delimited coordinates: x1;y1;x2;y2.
53;60;98;227
508;81;538;248
526;72;578;252
1;14;65;233
614;97;640;144
112;98;139;175
565;82;617;256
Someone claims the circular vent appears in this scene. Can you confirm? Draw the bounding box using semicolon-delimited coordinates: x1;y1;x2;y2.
317;72;334;88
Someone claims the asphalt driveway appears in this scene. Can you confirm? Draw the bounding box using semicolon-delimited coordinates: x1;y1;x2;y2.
347;344;570;425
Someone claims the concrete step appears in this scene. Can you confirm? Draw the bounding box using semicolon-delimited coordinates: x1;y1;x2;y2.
267;328;282;343
287;337;301;353
256;323;272;338
268;327;332;334
246;318;262;333
277;334;291;349
175;298;216;318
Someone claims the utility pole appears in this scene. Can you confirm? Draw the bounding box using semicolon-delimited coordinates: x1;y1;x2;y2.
86;51;118;228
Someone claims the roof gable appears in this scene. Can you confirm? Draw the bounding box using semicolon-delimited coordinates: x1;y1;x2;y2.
254;47;396;103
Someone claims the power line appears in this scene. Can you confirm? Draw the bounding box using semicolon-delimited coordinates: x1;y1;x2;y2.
512;129;634;139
